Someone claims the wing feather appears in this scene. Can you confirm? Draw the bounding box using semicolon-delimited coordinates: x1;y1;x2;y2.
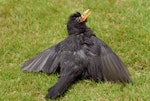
88;36;132;83
100;44;132;83
21;45;60;74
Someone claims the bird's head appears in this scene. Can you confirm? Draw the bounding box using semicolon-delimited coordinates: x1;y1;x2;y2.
67;9;91;35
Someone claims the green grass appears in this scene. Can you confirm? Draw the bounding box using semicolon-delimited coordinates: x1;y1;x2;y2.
0;0;150;101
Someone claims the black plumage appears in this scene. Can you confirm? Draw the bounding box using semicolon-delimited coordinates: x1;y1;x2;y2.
21;11;132;99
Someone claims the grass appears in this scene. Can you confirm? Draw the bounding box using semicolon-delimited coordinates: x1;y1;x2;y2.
0;0;149;101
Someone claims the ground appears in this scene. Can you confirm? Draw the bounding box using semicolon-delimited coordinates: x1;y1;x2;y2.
0;0;150;101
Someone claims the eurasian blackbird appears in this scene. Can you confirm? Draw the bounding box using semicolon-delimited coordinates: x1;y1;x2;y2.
22;10;132;99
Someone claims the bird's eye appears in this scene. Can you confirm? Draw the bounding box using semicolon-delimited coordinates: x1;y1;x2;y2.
76;17;81;23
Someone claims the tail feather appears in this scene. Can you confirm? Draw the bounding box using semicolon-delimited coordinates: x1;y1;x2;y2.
45;64;83;99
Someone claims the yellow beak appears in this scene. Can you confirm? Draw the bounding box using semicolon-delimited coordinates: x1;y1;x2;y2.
79;9;91;23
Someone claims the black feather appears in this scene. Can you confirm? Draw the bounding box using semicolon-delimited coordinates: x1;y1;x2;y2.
21;12;132;99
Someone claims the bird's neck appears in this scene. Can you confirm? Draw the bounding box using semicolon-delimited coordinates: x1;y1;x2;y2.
68;27;94;36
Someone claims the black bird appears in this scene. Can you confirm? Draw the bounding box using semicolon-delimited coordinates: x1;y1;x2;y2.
21;10;132;99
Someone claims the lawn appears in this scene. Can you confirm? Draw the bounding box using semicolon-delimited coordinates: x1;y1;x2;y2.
0;0;150;101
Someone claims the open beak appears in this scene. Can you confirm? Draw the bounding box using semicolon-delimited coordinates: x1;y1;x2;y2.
78;9;91;23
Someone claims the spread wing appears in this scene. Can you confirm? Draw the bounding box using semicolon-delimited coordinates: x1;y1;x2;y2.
21;42;62;74
87;36;132;83
21;34;83;74
21;35;82;74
